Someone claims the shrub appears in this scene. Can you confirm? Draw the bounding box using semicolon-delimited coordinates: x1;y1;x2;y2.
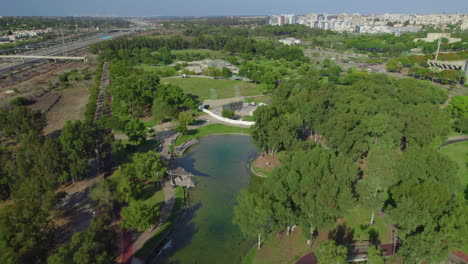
222;109;235;119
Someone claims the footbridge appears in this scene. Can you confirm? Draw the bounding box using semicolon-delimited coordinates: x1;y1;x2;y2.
0;55;87;62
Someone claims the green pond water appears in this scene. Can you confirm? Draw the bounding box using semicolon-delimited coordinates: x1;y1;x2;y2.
157;135;258;264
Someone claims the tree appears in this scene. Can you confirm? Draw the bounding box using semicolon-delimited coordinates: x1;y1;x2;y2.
90;181;113;207
125;118;147;144
120;200;159;231
47;214;116;264
315;240;348;264
233;190;274;249
221;67;233;78
0;107;46;141
132;150;167;183
174;123;189;135
446;95;468;119
366;245;384;264
59;120;96;183
357;143;400;225
112;165;141;203
178;111;195;126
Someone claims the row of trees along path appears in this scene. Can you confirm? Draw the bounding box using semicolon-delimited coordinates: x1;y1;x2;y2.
125;133;179;264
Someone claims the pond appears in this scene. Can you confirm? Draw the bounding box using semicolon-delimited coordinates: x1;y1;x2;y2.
155;135;258;264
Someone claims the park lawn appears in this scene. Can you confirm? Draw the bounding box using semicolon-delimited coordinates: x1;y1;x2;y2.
175;123;251;146
244;95;271;104
342;205;393;244
136;64;177;77
251;227;312;264
440;141;468;195
162;77;261;101
135;186;185;259
139;182;165;208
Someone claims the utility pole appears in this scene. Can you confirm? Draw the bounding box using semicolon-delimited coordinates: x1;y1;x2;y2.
435;39;441;61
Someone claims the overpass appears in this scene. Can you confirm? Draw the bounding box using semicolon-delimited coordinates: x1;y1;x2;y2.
0;55;87;62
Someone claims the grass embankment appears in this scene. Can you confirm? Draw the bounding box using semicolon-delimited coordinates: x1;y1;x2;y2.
162;77;261;101
440;141;468;196
175;123;251;146
135;186;185;258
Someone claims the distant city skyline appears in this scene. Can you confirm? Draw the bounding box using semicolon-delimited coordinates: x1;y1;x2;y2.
2;0;468;17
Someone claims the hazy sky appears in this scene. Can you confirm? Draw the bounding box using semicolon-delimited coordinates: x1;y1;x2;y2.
2;0;468;17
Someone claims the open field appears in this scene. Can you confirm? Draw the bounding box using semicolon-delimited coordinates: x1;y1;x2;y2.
440;141;468;195
162;77;261;101
44;86;90;135
175;123;251;146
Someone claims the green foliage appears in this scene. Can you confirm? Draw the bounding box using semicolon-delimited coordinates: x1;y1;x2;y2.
9;96;32;106
132;150;167;182
125;118;147;144
120;200;159;231
366;245;385;264
221;109;235;119
174;124;189;135
221;67;233;78
233;190;274;243
315;240;348;264
111;165;141;203
0;107;46;141
178;111;195;126
59;120;97;182
90;181;113;207
447;95;468;118
0;201;54;264
47;214;116;264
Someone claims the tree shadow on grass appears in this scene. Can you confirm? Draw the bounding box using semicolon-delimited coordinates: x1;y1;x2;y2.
328;223;354;245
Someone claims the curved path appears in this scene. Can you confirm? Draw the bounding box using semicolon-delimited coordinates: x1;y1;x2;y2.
440;135;468;148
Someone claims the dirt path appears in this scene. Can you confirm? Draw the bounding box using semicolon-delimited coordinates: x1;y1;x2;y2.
54;161;101;246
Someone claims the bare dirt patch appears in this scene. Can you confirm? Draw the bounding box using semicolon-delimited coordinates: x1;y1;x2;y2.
44;85;90;135
253;154;281;172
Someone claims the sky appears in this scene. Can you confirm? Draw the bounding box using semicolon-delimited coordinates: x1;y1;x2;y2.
2;0;468;17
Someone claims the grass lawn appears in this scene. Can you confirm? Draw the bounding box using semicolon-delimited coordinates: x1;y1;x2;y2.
162;77;261;101
175;123;251;146
139;182;165;208
244;95;271;104
251;227;312;264
440;141;468;195
135;186;185;258
342;205;393;244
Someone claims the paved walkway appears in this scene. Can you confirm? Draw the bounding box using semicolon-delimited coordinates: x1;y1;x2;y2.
441;135;468;147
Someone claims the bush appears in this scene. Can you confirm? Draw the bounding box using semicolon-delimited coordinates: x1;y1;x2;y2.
174;124;189;135
222;109;235;119
9;96;31;106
